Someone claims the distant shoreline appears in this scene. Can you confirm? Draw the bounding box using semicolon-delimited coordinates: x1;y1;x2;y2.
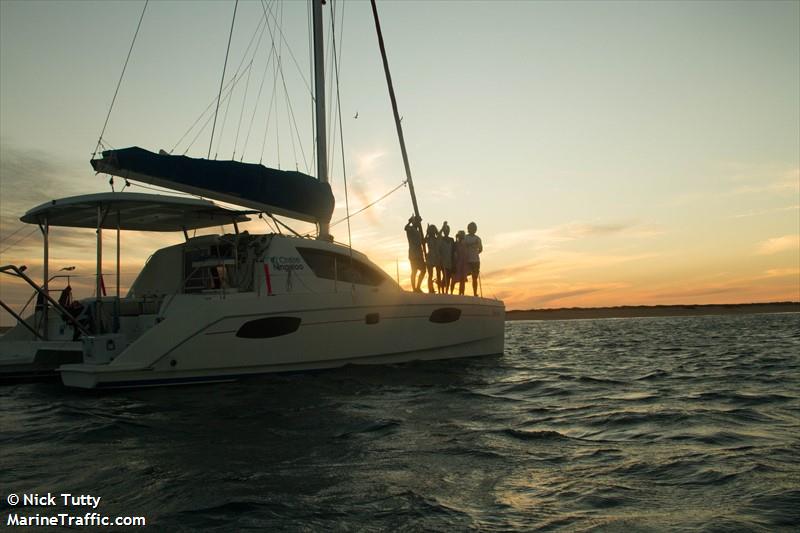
505;302;800;321
2;302;798;332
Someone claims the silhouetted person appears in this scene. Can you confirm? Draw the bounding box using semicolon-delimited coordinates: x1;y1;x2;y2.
405;216;425;292
425;224;441;293
438;221;454;294
452;230;468;295
464;221;483;296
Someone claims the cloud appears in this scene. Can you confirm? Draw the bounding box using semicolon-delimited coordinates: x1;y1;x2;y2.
482;250;658;286
731;181;799;195
426;184;455;201
669;167;799;206
731;205;800;219
756;235;800;255
729;168;799;196
0;142;88;248
482;260;549;281
489;281;630;309
555;222;630;238
650;286;745;299
526;287;607;306
763;268;800;278
491;220;664;252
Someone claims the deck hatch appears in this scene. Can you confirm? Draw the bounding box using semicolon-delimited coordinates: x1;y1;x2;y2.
429;307;461;323
236;316;302;338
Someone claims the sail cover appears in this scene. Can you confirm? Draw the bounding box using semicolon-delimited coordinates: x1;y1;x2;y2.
91;147;335;224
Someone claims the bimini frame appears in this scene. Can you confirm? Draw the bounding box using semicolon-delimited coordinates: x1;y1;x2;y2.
1;192;252;339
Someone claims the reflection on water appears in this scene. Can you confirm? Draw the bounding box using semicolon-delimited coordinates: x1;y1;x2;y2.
1;313;798;530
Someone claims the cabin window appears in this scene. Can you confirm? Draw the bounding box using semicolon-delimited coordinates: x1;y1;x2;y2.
183;247;237;293
236;316;302;338
296;247;386;287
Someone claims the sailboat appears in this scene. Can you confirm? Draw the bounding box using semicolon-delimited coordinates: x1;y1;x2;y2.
0;0;505;388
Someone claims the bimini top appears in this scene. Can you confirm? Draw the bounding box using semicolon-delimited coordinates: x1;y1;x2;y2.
91;147;335;224
20;192;251;232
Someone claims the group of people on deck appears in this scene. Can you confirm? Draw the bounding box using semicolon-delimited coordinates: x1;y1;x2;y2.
404;216;483;296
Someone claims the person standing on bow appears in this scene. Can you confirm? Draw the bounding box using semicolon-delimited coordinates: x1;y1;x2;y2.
425;224;441;293
452;230;468;295
464;221;483;297
438;221;454;294
405;216;425;292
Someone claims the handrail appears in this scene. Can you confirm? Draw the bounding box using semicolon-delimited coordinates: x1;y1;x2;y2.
0;299;45;340
19;276;73;318
0;265;91;337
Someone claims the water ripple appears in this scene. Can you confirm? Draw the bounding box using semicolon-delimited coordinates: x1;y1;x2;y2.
0;312;798;530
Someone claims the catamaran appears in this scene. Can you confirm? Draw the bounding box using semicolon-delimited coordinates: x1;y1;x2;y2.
0;0;504;388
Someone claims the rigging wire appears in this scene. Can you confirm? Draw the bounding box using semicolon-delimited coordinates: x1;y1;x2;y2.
330;0;353;254
331;1;348;177
0;226;39;256
269;214;303;237
279;67;309;172
93;0;148;158
281;68;300;170
259;60;280;165
329;180;406;229
258;0;284;168
326;6;336;174
213;62;238;159
213;4;268;161
128;181;203;199
0;224;28;244
240;18;279;161
172;3;269;156
260;0;309;173
302;178;407;237
232;17;267;159
208;0;239;159
170;65;251;154
326;1;346;175
259;213;278;233
273;49;281;168
184;104;222;155
260;0;313;96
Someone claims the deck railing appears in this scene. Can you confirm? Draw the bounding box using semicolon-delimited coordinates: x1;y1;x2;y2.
0;265;91;339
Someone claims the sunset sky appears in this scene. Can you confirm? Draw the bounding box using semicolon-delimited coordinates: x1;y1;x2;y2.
1;0;798;323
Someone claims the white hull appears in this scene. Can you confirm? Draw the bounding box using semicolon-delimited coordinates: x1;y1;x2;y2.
3;232;505;390
60;292;504;389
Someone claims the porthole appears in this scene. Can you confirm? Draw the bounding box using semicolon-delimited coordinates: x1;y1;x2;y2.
236;316;302;338
429;307;461;323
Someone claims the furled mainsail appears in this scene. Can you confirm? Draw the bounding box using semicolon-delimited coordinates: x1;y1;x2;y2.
91;147;335;224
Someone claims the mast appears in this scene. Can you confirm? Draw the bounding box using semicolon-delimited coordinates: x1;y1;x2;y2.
312;0;330;240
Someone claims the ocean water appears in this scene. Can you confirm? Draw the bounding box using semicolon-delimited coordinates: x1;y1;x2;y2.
1;313;798;531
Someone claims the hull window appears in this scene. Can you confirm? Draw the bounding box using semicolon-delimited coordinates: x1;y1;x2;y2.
236;316;302;338
429;307;461;323
365;313;380;325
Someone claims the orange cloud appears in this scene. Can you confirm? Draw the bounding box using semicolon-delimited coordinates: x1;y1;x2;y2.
757;235;800;255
